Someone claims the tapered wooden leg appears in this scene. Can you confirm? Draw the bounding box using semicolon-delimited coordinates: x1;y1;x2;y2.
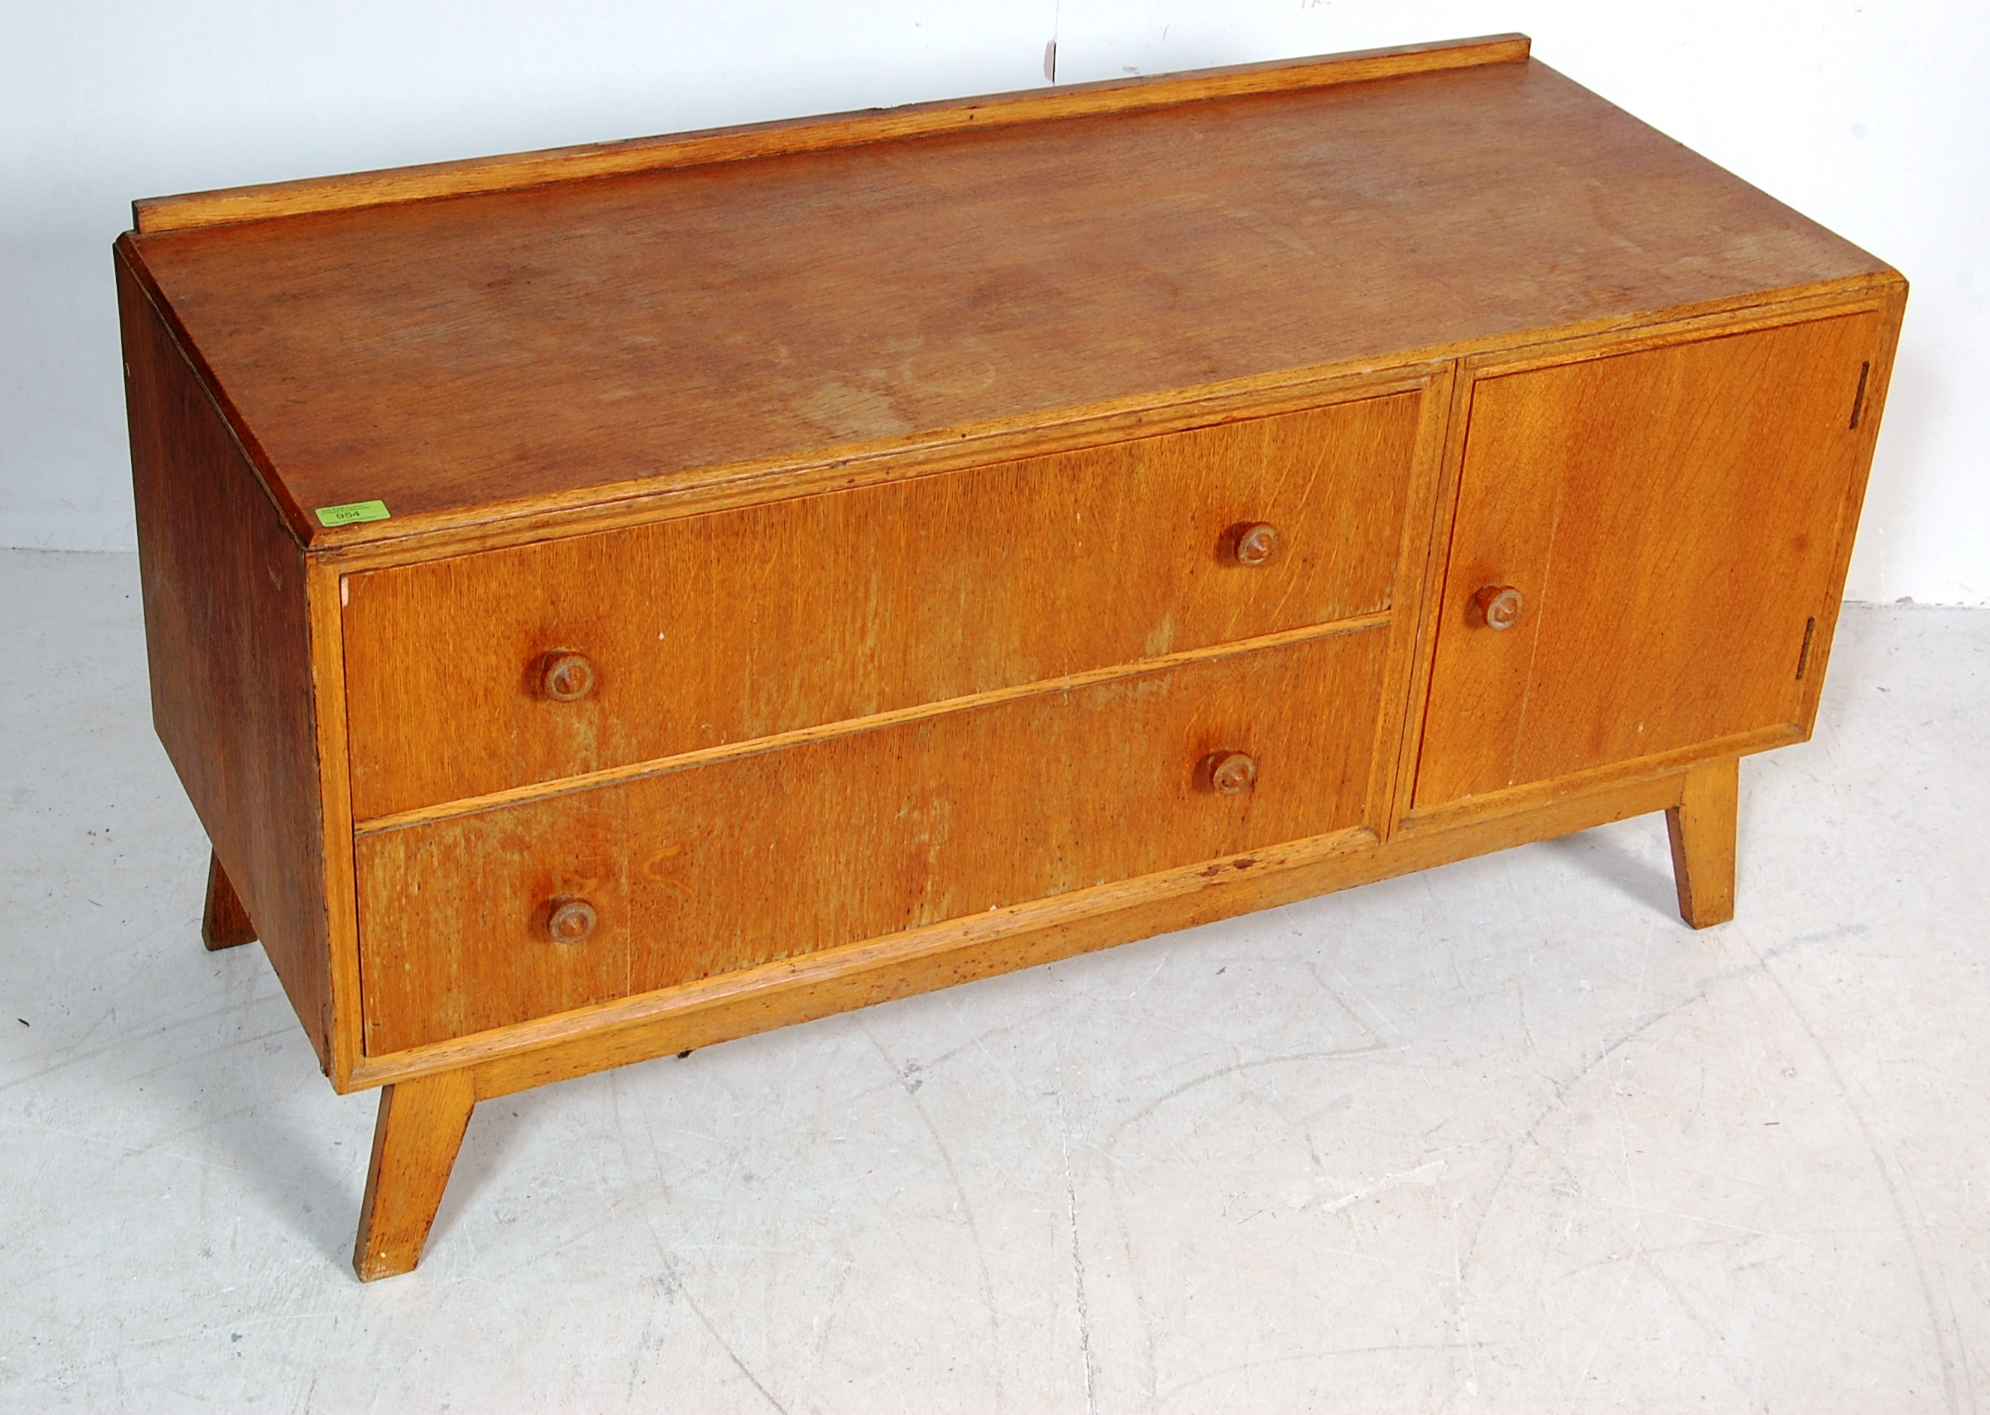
201;851;257;950
1666;756;1738;929
353;1070;476;1281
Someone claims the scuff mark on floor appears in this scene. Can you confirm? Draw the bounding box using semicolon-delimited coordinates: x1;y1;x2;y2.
1055;1074;1098;1414
1293;1157;1447;1214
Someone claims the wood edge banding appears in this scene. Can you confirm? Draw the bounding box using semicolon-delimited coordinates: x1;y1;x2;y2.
131;35;1530;235
1367;360;1458;842
305;557;367;1089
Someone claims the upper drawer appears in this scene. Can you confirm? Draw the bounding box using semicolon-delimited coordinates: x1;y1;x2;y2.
342;391;1421;819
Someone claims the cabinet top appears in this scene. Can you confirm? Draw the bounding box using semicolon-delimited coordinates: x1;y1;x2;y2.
119;35;1894;550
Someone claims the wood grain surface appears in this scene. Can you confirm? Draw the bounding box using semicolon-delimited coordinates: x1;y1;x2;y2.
342;393;1420;818
1412;312;1887;810
133;35;1530;233
118;250;335;1069
355;627;1386;1054
124;58;1888;547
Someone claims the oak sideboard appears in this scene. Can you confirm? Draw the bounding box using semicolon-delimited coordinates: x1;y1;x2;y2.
116;34;1904;1278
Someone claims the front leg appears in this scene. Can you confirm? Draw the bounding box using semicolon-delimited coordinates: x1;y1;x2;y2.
353;1070;476;1280
1666;756;1739;929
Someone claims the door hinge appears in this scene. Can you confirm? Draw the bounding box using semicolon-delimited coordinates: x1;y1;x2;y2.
1796;616;1816;680
1849;361;1871;430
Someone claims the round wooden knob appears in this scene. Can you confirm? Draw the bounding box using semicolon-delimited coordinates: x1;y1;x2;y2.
547;898;598;943
1207;750;1258;795
1234;522;1280;567
542;652;595;701
1473;584;1524;631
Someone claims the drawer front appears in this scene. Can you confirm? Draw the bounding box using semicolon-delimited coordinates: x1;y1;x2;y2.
355;627;1387;1054
342;392;1421;820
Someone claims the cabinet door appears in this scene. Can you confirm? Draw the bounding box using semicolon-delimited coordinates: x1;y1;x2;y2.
1414;313;1883;811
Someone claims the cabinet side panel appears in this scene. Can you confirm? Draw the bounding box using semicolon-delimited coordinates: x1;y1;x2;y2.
117;247;333;1071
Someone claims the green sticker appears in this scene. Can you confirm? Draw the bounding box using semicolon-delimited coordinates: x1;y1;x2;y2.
315;499;391;527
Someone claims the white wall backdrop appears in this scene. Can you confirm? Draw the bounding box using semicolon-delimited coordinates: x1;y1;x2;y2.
4;1;1984;601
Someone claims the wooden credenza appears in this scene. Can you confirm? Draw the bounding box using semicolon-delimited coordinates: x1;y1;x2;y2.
116;35;1904;1279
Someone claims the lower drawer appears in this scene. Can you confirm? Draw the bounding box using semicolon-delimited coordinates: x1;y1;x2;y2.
354;627;1388;1054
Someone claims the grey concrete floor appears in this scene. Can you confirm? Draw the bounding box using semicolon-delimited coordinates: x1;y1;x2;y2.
2;547;1986;1412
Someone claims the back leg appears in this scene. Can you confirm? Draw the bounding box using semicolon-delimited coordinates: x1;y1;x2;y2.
202;850;257;950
